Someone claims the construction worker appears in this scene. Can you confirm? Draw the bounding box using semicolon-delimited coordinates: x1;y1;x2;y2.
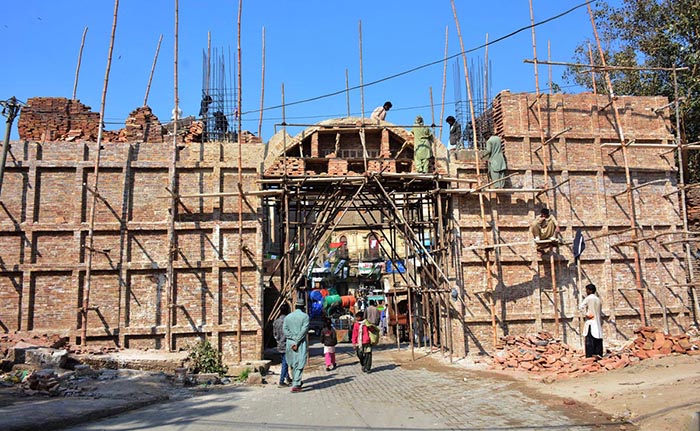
529;207;561;254
445;116;463;149
579;283;604;357
370;101;392;123
479;135;507;188
411;115;434;173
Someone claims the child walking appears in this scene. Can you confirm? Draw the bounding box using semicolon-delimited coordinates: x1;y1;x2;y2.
320;318;338;371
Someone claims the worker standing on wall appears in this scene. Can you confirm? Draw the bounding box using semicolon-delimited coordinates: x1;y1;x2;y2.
479;135;507;188
412;116;434;174
445;116;463;149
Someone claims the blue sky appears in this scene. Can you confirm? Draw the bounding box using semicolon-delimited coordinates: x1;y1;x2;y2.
1;1;599;142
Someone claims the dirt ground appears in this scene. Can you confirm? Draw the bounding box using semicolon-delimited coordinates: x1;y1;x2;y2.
395;347;700;431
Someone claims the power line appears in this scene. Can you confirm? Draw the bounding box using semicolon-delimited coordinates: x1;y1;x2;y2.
241;1;589;116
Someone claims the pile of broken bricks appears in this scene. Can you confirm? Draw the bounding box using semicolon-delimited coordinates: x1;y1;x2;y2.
490;327;700;377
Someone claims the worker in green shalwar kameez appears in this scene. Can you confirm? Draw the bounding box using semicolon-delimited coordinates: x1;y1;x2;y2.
283;297;309;393
411;116;434;173
479;135;507;188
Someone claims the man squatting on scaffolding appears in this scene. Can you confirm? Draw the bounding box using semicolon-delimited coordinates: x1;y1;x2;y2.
529;208;561;254
412;115;434;174
579;283;604;358
479;135;507;188
370;101;392;123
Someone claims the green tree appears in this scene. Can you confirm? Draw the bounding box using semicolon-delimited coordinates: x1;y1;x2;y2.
564;0;700;181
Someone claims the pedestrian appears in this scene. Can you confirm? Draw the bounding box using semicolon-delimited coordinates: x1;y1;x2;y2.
320;318;338;371
370;101;392;123
579;283;604;358
365;299;380;326
412;116;434;174
378;300;388;335
479;135;507;188
283;297;310;392
445;116;463;149
529;207;561;255
352;311;379;373
272;303;292;387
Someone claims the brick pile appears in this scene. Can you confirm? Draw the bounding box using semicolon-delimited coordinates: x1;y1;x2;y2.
491;328;700;377
17;97;101;141
122;106;165;143
630;326;700;358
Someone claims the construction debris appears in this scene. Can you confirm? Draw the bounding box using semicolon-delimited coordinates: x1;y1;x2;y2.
490;328;700;378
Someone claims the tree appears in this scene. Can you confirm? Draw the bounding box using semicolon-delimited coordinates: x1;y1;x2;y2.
564;0;700;181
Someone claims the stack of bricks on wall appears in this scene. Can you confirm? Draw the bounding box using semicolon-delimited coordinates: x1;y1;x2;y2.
0;91;696;366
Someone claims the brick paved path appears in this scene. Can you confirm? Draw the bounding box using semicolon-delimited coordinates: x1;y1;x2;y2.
69;342;611;431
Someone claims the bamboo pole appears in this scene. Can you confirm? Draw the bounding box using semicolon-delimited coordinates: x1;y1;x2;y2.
82;1;119;348
258;26;265;138
673;68;698;324
359;20;365;120
345;69;350;117
484;33;489;113
547;40;552;95
165;0;179;352
72;26;88;100
524;59;688;72
236;0;244;363
143;34;163;107
408;286;414;360
550;253;559;335
587;2;646;325
439;26;448;142
429;87;435;135
587;42;597;94
451;0;494;352
528;0;550;206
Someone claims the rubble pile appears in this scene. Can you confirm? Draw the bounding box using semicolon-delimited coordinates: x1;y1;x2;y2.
491;328;700;377
121;106;166;143
17;97;101;141
490;332;622;375
629;326;700;358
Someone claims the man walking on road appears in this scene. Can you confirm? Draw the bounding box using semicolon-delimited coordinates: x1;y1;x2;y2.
273;303;292;387
284;297;310;392
366;299;380;326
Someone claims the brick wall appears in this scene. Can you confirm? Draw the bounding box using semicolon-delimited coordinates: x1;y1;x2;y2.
451;92;691;355
0;139;265;363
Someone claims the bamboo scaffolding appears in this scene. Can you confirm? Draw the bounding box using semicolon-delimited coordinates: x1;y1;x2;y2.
72;27;88;100
587;2;646;325
610;179;670;198
451;0;496;349
523;59;689;72
529;0;562;334
532;127;572;152
164;0;179;352
258;26;265;138
236;0;244;363
143;34;163;106
81;0;119;348
439;26;448;142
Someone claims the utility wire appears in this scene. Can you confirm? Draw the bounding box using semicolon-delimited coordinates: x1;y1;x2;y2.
241;1;589;116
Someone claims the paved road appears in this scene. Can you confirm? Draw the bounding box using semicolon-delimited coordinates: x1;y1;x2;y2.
67;342;614;431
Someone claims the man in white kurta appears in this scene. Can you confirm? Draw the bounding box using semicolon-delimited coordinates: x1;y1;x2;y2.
579;283;603;357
